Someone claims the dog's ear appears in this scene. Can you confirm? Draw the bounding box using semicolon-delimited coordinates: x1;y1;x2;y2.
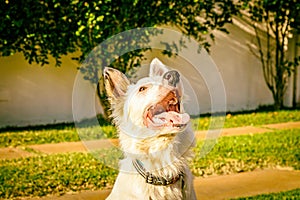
149;58;169;77
103;67;130;100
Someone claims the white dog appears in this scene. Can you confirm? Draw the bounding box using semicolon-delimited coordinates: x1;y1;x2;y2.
103;58;196;200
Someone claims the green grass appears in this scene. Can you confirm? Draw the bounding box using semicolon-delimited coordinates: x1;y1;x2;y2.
191;128;300;176
0;126;117;147
233;188;300;199
0;110;299;199
0;129;79;147
192;109;300;130
0;128;299;199
0;153;117;199
0;110;299;147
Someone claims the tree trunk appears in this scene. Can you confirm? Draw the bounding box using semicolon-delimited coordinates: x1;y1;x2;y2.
273;88;284;110
292;32;299;108
96;79;112;122
272;69;287;110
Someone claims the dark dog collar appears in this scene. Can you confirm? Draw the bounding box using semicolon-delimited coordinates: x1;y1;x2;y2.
132;159;184;186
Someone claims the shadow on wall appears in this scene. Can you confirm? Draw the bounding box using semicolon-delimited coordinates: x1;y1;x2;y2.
210;16;274;111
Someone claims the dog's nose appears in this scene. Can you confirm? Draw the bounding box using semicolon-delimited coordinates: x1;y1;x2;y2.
163;70;180;87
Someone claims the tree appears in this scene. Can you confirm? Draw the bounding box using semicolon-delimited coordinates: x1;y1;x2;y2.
1;0;239;119
243;0;300;109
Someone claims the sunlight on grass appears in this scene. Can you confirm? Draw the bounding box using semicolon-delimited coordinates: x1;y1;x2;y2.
192;110;300;130
191;129;300;176
0;128;299;199
233;188;300;199
0;153;117;199
0;126;117;147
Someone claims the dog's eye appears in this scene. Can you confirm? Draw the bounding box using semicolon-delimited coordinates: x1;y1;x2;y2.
139;86;147;92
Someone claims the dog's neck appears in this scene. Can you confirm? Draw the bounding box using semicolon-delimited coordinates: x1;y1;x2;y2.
119;131;186;177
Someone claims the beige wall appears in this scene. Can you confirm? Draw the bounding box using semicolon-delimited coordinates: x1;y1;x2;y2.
210;18;274;111
1;18;299;127
285;31;300;106
0;53;79;127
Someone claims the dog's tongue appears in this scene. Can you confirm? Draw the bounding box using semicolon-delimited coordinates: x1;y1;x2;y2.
153;111;190;126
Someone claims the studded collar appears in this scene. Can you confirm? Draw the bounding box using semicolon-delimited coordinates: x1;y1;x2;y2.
132;159;184;186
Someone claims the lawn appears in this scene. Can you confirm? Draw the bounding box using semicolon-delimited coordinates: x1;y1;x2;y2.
191;129;300;176
0;128;299;199
0;153;117;199
233;188;300;199
0;125;117;147
0;109;299;147
192;109;300;130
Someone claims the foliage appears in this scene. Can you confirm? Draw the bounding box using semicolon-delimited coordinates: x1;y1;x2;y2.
191;128;300;176
234;188;300;199
0;0;239;119
242;0;300;109
1;0;239;65
0;0;79;66
0;129;299;199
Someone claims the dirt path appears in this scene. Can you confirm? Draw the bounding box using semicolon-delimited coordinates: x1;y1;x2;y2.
28;169;300;200
0;147;32;160
195;121;300;139
1;121;299;159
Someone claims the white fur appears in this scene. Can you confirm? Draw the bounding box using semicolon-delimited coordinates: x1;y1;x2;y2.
104;58;196;200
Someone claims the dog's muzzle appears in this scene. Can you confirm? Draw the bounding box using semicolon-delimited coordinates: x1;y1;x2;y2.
144;69;190;130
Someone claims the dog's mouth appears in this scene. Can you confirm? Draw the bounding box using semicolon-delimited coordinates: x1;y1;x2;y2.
144;91;190;129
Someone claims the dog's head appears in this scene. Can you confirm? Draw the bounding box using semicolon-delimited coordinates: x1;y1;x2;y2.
104;58;190;141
